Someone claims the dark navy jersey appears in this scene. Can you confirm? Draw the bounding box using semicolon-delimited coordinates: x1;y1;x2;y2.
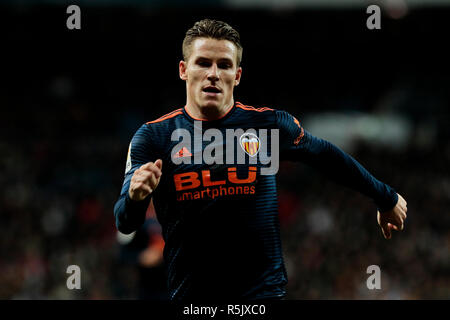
114;101;398;300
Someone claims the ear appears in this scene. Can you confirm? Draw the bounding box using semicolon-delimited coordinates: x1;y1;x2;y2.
179;60;188;81
234;66;242;86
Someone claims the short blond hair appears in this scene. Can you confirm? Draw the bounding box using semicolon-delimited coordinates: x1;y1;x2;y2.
182;19;243;66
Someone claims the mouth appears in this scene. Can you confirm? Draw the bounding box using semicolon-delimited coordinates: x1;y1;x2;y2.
202;86;222;96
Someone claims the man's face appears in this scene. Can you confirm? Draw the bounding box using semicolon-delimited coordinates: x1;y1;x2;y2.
180;38;242;113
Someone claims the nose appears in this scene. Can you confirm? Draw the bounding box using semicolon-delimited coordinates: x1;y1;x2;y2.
207;63;219;82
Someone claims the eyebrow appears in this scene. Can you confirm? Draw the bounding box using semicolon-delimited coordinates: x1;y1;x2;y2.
195;56;234;65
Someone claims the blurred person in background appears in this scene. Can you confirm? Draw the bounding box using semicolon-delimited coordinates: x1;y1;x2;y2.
118;201;168;300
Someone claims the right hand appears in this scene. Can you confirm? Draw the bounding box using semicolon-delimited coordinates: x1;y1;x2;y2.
128;159;163;201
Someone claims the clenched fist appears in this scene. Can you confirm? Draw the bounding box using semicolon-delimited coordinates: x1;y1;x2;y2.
377;193;407;239
128;159;163;201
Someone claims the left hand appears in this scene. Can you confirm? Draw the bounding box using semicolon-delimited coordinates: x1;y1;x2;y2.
377;193;407;239
138;247;163;267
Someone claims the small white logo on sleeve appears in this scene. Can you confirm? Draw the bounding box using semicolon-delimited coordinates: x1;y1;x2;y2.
125;143;132;174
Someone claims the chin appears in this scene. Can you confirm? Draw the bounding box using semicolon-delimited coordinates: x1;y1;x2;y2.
201;101;221;109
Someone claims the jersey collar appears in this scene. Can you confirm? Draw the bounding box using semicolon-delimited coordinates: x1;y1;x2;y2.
183;101;237;122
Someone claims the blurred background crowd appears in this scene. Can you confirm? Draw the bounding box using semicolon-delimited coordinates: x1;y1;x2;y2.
0;0;449;299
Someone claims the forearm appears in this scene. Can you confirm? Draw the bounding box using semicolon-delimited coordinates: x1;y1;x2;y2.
113;122;162;234
294;132;398;212
114;192;151;234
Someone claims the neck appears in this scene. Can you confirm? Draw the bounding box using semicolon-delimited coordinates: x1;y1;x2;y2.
185;100;234;121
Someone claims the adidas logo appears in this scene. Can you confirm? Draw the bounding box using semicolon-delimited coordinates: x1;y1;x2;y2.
173;147;192;158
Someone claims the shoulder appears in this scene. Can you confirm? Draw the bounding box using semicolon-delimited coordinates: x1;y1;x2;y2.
131;108;184;147
139;107;185;137
234;101;279;126
235;102;302;124
235;101;276;113
235;101;298;126
145;108;184;125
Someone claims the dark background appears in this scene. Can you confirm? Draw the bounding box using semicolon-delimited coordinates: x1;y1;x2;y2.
0;1;449;299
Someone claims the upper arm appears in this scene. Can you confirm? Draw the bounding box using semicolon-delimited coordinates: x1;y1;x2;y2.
119;124;155;196
276;110;310;161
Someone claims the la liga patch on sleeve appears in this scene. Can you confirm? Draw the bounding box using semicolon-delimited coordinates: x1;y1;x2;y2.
125;143;132;174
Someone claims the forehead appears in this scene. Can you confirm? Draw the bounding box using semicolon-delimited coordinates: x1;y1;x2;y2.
189;38;237;62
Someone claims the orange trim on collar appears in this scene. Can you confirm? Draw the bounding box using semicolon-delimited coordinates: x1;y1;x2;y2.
184;102;236;121
235;102;274;112
146;109;183;124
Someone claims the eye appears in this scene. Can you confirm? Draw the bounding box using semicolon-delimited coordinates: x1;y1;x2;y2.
218;63;232;69
197;60;211;67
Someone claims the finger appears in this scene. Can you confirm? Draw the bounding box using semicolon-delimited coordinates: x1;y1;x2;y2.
395;215;405;230
154;159;163;170
147;172;159;190
397;208;407;221
402;211;407;220
139;163;162;179
391;217;404;231
400;197;407;211
134;173;159;191
141;160;162;171
381;223;391;239
388;223;399;231
129;182;152;200
132;170;154;184
135;182;153;195
396;194;406;207
400;203;407;212
381;228;391;239
146;164;162;179
390;218;402;231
